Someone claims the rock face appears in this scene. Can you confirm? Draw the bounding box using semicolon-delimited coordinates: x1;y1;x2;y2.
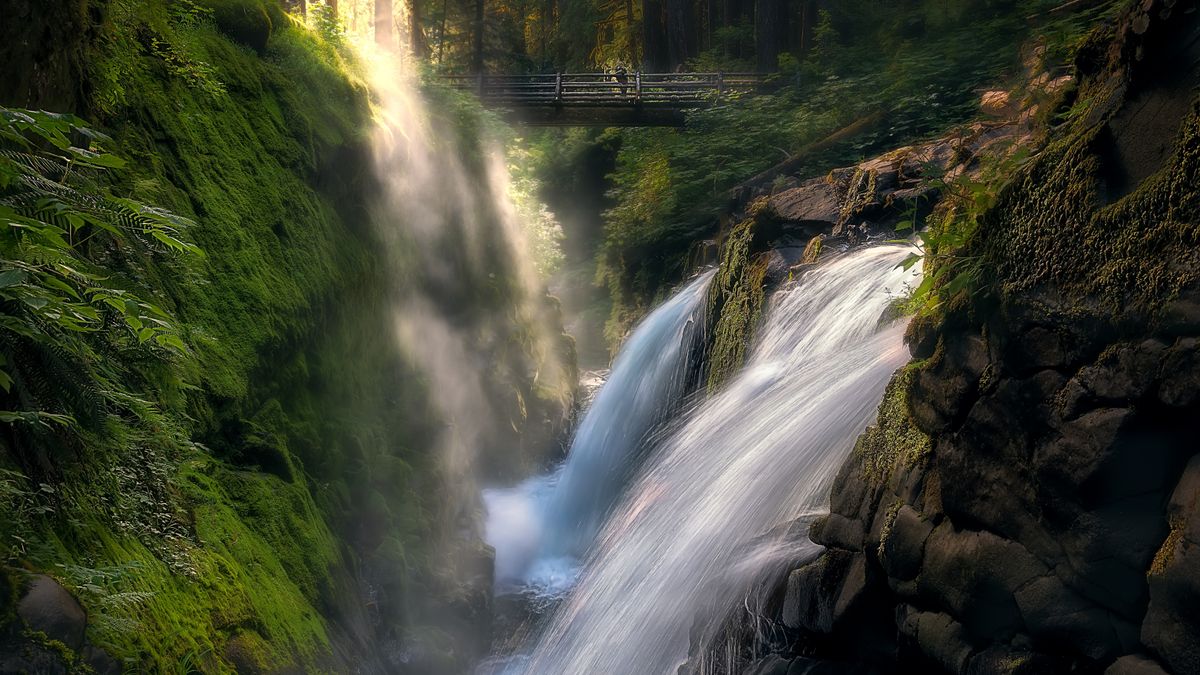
690;2;1200;673
759;121;1026;247
0;572;119;674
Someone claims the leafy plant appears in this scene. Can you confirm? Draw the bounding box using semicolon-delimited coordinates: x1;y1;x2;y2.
896;144;1033;313
0;107;201;448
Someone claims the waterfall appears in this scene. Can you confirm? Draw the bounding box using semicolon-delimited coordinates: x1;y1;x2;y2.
357;53;575;665
518;245;920;674
364;54;570;510
485;270;713;594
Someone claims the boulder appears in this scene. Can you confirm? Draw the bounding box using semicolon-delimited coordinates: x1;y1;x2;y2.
1141;455;1200;674
878;505;933;583
917;523;1046;640
745;654;792;675
16;575;86;651
203;0;274;54
1104;654;1171;675
768;179;841;230
897;606;974;674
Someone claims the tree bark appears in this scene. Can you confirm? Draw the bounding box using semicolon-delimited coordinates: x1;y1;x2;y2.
796;0;817;55
375;0;394;48
754;0;785;71
410;0;429;56
664;0;688;70
471;0;485;73
624;0;638;63
642;0;667;70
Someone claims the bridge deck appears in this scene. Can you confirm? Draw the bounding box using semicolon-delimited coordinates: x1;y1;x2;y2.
442;73;761;126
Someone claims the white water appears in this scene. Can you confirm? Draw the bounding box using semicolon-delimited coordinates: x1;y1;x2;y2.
517;245;921;674
485;271;713;595
364;54;570;516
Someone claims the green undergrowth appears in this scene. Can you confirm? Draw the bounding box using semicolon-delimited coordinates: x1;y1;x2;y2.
3;0;577;668
0;0;442;669
593;0;1122;345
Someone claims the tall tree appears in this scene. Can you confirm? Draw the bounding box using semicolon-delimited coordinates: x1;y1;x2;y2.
754;0;785;71
664;0;688;69
472;0;485;73
410;0;429;56
376;0;394;47
642;0;668;70
624;0;638;63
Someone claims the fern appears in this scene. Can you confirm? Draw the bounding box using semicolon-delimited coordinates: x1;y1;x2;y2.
0;107;203;465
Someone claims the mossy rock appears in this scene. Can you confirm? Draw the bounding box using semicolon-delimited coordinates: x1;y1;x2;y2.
202;0;275;54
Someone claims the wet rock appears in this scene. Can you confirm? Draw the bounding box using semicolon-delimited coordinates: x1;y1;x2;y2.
810;513;864;551
1013;574;1121;661
16;575;86;651
1141;455;1200;674
800;235;824;265
80;645;121;675
909;333;988;434
768;179;841;229
897;606;974;674
918;523;1046;639
1104;654;1171;675
0;642;70;675
1158;338;1200;407
878;505;933;582
781;550;861;633
1072;340;1165;402
745;654;792;675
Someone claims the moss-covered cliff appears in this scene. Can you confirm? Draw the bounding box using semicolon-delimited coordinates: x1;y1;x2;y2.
715;1;1200;673
0;1;573;672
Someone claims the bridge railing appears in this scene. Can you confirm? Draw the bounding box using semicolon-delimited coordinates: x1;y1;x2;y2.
441;72;762;107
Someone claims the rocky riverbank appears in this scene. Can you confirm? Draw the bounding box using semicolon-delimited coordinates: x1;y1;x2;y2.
691;1;1200;672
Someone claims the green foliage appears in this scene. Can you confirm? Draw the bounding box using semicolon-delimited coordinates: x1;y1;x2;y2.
895;144;1033;315
1;3;384;670
0;107;200;457
595;0;1121;343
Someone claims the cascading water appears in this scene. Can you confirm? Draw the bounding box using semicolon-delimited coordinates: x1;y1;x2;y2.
517;245;921;674
484;270;714;594
358;52;575;667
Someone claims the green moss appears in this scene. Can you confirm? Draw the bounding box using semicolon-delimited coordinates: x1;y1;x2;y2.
1149;515;1185;577
705;215;771;393
974;65;1200;316
876;499;904;561
854;365;932;482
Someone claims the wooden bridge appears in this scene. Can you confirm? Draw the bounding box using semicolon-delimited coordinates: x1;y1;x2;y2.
442;72;762;126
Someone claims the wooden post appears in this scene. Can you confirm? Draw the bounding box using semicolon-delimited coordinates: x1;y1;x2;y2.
717;72;724;99
477;73;485;97
635;71;642;103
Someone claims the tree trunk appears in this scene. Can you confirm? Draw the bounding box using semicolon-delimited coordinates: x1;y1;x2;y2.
375;0;394;48
642;0;667;70
664;0;687;70
796;0;817;55
471;0;485;73
624;0;638;63
754;0;784;71
410;0;429;56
